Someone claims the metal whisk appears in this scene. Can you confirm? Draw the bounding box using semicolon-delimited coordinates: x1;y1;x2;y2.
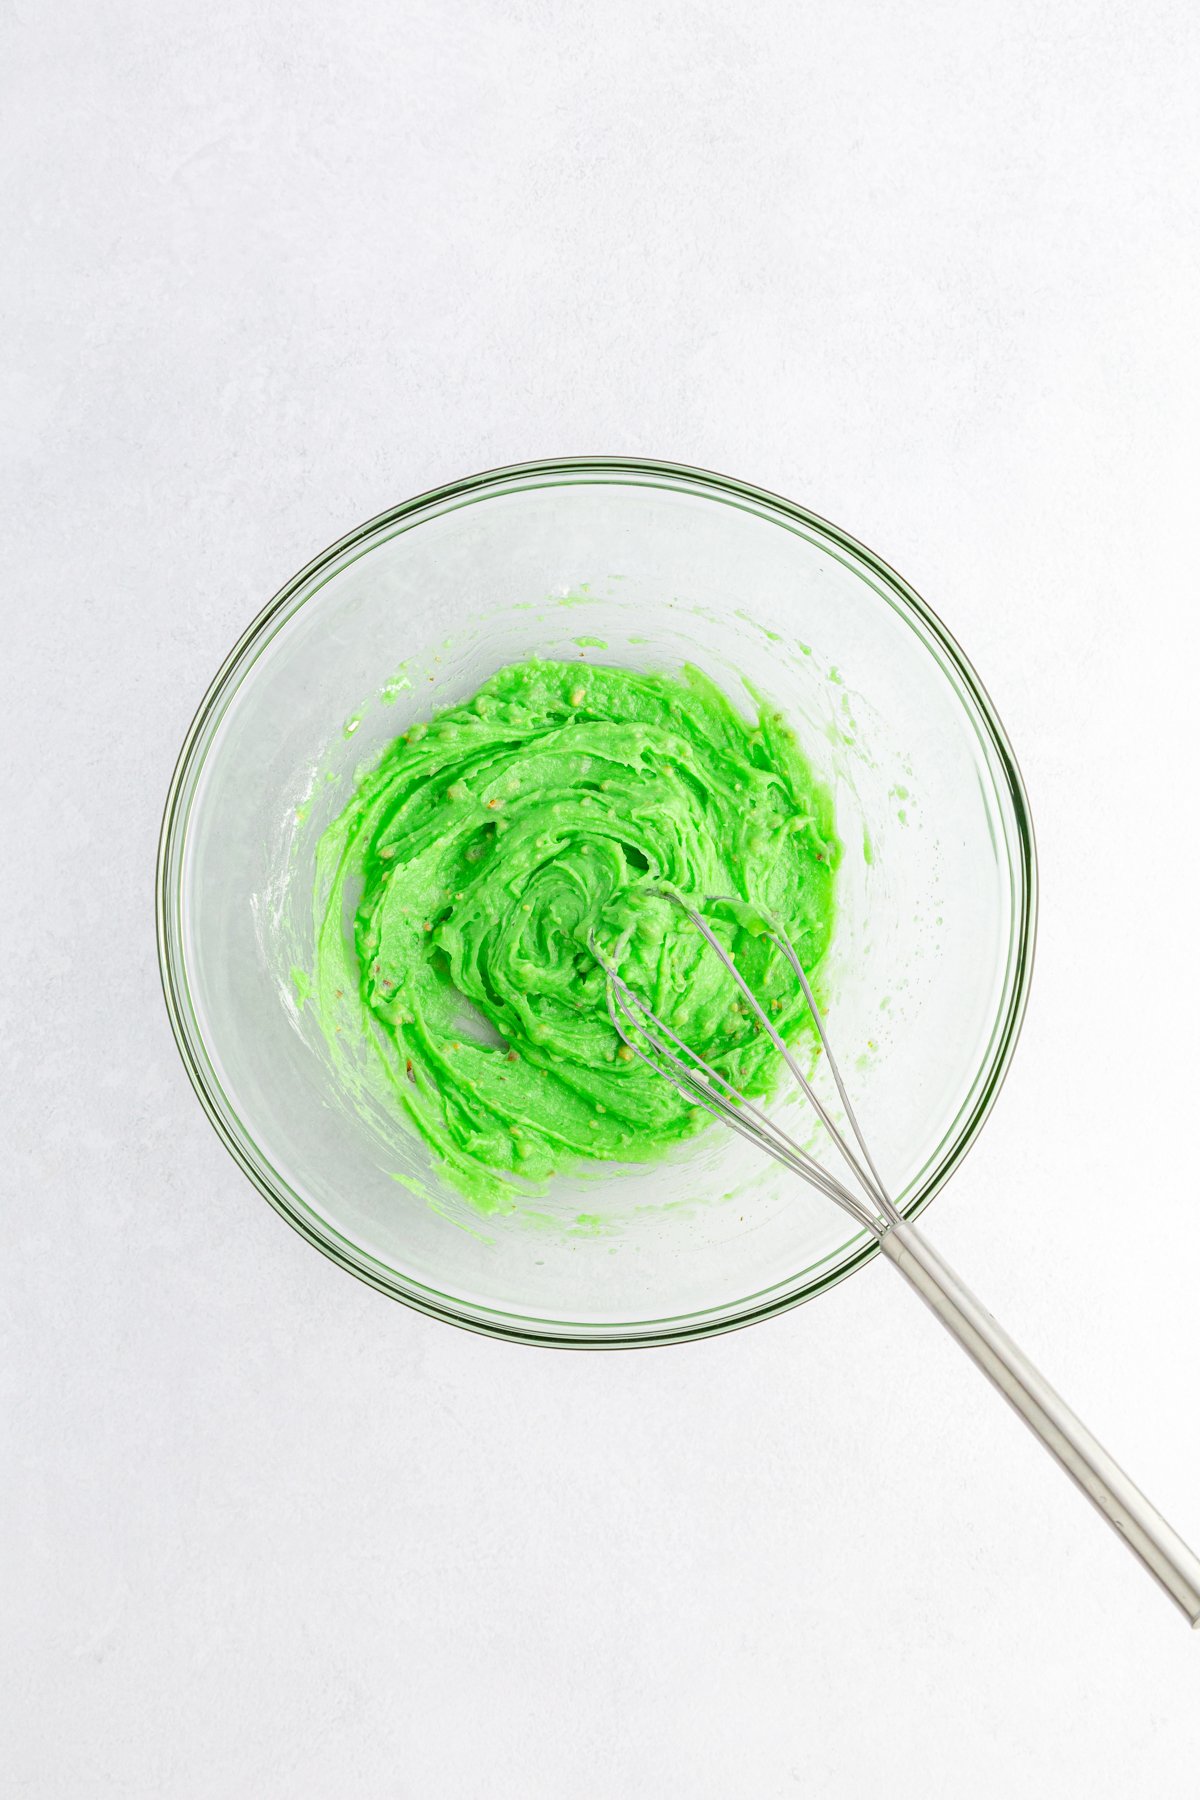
596;892;1200;1626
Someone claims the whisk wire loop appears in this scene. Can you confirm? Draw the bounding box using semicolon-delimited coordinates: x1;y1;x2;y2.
601;968;878;1230
592;890;900;1235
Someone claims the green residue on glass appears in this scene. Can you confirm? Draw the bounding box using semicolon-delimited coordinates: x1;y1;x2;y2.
312;659;839;1216
343;712;363;739
295;802;310;825
798;642;812;656
862;826;874;866
381;664;413;705
290;965;312;1004
387;1172;496;1242
734;608;782;643
828;666;843;685
573;635;608;649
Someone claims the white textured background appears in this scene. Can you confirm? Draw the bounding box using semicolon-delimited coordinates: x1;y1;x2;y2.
4;2;1200;1794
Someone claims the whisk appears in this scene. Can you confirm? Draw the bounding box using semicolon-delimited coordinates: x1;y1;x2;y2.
596;892;1200;1626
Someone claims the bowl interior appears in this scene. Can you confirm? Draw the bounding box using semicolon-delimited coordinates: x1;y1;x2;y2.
163;463;1033;1343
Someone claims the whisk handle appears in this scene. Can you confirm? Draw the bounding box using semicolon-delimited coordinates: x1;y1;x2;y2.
880;1221;1200;1626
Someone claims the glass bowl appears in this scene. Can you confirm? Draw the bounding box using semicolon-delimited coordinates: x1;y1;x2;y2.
157;457;1036;1346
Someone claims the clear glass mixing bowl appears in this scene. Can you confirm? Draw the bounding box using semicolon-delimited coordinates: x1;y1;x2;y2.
157;457;1036;1345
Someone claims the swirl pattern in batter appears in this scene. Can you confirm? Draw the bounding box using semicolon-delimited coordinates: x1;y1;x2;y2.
311;658;838;1213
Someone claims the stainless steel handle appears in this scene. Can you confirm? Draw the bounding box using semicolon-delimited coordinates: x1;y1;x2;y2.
881;1220;1200;1626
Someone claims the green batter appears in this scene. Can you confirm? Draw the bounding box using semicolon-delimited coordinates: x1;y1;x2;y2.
311;659;838;1213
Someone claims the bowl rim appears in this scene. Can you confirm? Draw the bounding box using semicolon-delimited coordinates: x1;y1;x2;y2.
156;454;1038;1348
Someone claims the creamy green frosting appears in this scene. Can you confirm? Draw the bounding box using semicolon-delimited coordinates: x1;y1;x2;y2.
310;659;838;1213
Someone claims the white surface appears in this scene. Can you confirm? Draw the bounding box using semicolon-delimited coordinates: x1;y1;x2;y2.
3;1;1200;1793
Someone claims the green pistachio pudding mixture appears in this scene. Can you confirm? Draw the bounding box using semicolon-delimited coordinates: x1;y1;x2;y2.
310;659;838;1213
